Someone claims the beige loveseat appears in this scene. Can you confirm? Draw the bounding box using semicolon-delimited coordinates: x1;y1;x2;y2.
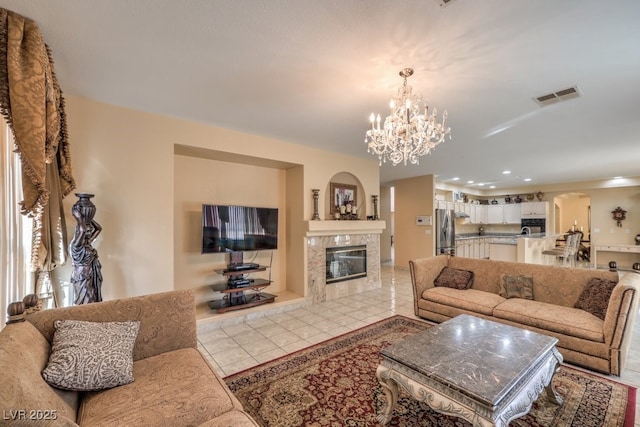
0;289;259;426
409;255;640;376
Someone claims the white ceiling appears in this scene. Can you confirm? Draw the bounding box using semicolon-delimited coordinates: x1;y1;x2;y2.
2;0;639;189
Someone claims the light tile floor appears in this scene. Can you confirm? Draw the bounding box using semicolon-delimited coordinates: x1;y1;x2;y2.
197;265;640;425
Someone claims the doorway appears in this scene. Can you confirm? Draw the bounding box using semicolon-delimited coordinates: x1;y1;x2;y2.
554;192;591;267
554;192;591;238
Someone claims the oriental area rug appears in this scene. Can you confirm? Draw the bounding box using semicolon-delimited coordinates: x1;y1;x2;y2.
225;315;636;427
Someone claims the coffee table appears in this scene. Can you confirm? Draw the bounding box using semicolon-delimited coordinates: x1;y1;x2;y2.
376;314;563;426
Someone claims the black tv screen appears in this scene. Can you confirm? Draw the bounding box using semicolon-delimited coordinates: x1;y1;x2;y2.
202;205;278;253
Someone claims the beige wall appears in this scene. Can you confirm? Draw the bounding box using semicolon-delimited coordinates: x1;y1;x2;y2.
379;186;392;263
58;95;381;303
393;175;435;268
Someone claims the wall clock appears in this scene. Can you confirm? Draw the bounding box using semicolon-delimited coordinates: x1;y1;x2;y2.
611;206;626;227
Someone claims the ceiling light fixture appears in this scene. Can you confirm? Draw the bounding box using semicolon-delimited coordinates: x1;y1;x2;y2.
365;68;451;166
502;170;511;175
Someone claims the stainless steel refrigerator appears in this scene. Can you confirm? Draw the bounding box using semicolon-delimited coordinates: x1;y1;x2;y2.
436;209;456;255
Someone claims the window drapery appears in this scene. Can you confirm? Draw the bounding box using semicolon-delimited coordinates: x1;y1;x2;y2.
0;8;76;314
0;120;34;326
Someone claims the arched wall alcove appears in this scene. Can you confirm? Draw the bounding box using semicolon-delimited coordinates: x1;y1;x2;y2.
324;172;366;219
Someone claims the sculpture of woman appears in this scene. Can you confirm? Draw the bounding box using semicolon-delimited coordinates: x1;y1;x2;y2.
70;193;103;304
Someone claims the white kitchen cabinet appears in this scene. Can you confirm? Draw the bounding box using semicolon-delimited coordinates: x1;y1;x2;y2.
474;205;488;224
463;203;472;216
503;204;522;224
456;240;471;258
472;240;480;258
436;201;455;211
466;205;488;224
455;237;490;259
521;202;547;217
487;206;504;224
481;237;489;258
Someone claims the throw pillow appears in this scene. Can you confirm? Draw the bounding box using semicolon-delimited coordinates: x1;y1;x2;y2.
499;275;534;299
574;278;618;320
434;267;474;290
42;320;140;391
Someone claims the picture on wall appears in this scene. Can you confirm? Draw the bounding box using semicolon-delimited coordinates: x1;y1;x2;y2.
330;182;357;213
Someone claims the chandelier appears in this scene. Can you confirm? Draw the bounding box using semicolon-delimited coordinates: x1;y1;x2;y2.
365;68;451;166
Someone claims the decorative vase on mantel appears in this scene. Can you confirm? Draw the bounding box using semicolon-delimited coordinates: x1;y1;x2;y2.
70;193;103;305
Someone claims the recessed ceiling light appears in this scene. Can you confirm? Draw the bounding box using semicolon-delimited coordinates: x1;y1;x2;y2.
467;180;474;184
452;177;460;181
478;183;485;186
502;170;511;175
489;185;496;189
524;178;532;182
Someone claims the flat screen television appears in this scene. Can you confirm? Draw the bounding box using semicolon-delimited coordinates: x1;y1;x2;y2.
201;204;278;253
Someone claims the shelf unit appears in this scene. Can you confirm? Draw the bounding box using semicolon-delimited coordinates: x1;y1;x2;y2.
208;255;276;313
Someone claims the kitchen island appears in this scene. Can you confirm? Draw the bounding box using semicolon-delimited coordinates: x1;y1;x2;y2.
455;233;559;264
516;234;559;265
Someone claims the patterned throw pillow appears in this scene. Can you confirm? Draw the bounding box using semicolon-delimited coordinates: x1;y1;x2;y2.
42;320;140;391
574;278;618;320
434;267;474;290
499;275;534;299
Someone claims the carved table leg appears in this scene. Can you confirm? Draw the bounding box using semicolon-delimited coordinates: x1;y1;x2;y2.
543;363;564;405
376;365;399;425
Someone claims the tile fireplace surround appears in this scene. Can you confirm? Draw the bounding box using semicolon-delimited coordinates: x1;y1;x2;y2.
306;220;386;303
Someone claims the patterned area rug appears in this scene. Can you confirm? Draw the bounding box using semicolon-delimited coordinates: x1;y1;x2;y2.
225;315;636;427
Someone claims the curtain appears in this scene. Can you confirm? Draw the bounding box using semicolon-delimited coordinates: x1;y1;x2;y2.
0;8;75;312
0;119;34;328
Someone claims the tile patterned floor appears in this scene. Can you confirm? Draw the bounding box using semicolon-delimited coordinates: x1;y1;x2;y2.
197;265;640;425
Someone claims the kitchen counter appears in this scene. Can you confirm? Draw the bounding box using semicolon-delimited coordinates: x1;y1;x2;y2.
456;233;548;242
455;233;560;264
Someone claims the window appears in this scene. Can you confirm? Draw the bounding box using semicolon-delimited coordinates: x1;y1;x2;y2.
0;120;34;326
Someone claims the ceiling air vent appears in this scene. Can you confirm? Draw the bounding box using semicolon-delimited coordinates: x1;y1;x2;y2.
434;0;455;7
533;85;581;107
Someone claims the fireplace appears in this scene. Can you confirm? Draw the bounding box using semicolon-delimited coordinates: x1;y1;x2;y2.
326;245;367;284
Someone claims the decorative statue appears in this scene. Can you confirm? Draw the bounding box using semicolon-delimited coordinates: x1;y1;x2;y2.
70;193;103;304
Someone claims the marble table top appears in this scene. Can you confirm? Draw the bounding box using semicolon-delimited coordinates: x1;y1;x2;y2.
381;314;558;407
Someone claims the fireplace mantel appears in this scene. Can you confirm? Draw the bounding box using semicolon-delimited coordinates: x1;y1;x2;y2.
305;220;385;236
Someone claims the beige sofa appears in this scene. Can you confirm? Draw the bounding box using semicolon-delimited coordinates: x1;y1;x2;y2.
409;255;640;376
0;289;259;426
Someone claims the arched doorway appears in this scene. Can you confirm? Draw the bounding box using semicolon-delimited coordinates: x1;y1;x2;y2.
554;192;591;238
554;192;591;266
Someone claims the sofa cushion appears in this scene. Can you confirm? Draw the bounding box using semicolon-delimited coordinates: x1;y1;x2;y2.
434;267;474;290
499;274;534;300
574;278;618;320
422;288;506;316
0;321;79;424
42;320;140;391
77;348;243;426
493;299;603;342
